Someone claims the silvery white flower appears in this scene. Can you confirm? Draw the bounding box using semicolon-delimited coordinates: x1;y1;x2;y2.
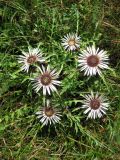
32;65;61;95
18;46;45;72
36;100;61;126
61;33;81;51
81;91;109;119
78;45;109;76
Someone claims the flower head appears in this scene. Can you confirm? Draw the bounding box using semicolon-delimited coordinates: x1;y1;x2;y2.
36;100;61;126
78;45;109;76
18;46;45;72
81;91;109;119
32;65;61;95
61;33;81;51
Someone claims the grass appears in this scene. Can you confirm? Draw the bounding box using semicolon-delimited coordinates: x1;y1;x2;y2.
0;0;120;159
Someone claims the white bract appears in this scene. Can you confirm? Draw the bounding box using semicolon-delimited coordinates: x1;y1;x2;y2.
81;91;109;119
78;45;109;76
36;100;61;126
32;65;61;95
61;33;81;51
18;46;45;72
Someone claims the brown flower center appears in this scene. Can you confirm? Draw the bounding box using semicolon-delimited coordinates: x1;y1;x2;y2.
90;99;100;110
40;73;52;86
27;55;37;64
68;38;76;46
87;55;99;67
44;107;55;117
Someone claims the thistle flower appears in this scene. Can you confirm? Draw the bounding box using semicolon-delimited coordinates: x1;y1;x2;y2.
61;33;81;51
36;100;61;126
18;46;45;72
32;65;61;95
78;45;109;76
81;91;109;119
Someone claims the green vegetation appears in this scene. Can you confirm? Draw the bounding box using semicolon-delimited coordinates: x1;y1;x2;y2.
0;0;120;159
